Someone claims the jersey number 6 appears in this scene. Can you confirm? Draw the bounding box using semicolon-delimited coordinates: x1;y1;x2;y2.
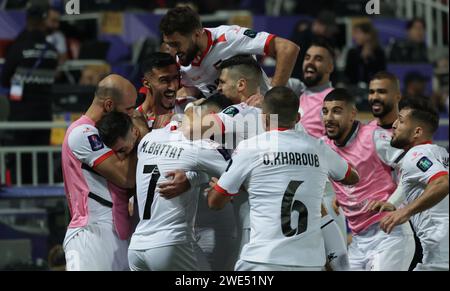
281;180;308;237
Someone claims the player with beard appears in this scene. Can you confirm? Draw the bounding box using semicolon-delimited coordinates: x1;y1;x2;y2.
368;72;402;129
322;88;415;270
369;98;449;271
297;38;349;247
298;37;335;138
159;6;299;98
138;52;196;129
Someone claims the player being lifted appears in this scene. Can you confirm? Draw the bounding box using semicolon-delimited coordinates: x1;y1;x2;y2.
208;87;359;271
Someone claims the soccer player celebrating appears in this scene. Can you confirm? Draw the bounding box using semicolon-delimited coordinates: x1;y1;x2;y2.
61;75;138;271
322;88;415;270
369;98;449;271
208;87;359;271
159;6;299;97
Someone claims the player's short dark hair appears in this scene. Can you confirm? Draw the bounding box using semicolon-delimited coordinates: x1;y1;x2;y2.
219;55;262;90
371;71;400;91
263;86;299;127
406;18;426;30
159;6;202;36
324;88;356;106
308;37;335;60
96;112;133;148
141;52;177;75
399;97;439;134
202;93;234;111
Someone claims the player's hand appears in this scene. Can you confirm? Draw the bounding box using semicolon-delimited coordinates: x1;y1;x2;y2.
332;197;340;216
379;208;411;234
158;170;191;199
245;94;264;108
209;177;218;189
367;200;396;213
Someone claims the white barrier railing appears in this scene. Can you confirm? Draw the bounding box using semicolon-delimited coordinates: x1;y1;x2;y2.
0;122;68;187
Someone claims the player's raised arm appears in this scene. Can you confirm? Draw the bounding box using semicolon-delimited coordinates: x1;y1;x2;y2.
266;36;300;87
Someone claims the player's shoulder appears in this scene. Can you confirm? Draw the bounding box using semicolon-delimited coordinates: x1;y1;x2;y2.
222;102;260;117
402;144;437;171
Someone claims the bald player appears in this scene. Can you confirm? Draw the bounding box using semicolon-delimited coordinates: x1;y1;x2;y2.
62;74;138;271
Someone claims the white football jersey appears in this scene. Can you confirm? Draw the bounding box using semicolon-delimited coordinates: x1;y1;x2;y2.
398;143;449;262
215;129;351;266
180;25;274;98
129;123;230;251
215;102;265;150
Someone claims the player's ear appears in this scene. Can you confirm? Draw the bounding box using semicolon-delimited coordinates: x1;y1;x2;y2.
237;78;246;92
104;98;114;113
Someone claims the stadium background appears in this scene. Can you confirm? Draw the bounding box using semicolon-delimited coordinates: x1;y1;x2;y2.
0;0;448;270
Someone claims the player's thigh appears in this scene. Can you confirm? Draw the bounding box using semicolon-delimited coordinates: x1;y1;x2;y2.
64;227;109;271
128;249;151;271
146;243;200;271
370;223;415;271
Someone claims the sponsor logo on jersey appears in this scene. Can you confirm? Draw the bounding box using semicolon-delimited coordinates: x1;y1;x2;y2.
88;134;104;151
243;29;257;38
417;156;433;172
222;106;240;117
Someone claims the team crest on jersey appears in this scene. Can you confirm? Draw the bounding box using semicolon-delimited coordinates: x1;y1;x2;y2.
222;106;240;117
416;157;433;172
88;134;104;151
243;29;257;38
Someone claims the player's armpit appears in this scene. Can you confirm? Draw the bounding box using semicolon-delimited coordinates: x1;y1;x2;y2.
338;165;359;185
94;151;137;189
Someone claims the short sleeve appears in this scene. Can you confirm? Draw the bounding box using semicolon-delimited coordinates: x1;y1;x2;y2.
215;144;254;196
68;125;114;168
373;128;405;167
402;149;448;185
226;26;276;56
321;142;351;182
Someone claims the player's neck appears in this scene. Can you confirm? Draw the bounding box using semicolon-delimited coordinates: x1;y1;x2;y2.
378;110;398;129
85;104;103;123
198;29;209;56
411;138;433;149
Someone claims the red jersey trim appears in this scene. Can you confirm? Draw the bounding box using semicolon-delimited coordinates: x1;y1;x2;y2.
343;163;352;181
264;34;276;55
214;184;238;197
213;114;226;134
428;171;448;184
270;128;290;132
93;150;114;168
192;29;213;67
419;141;433;145
213;34;227;46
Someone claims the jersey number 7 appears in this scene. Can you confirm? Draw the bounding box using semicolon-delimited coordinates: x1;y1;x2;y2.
142;165;160;220
281;180;308;237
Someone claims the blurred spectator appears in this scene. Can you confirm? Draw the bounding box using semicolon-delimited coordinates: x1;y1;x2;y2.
79;64;111;86
0;1;58;184
433;56;449;113
290;10;339;80
389;18;428;63
345;21;386;85
404;71;429;100
45;6;68;64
